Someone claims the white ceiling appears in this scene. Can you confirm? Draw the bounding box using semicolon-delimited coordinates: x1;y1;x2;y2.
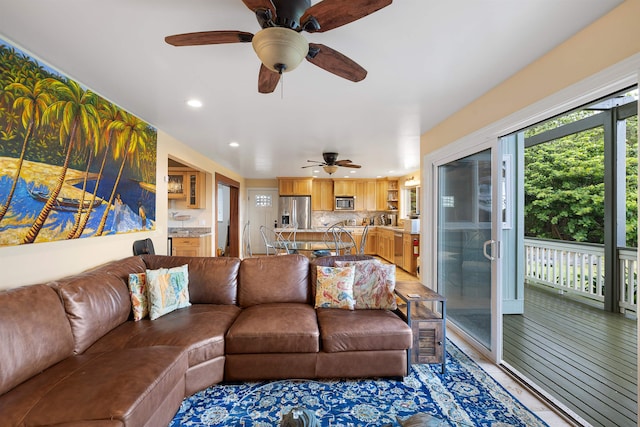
0;0;623;179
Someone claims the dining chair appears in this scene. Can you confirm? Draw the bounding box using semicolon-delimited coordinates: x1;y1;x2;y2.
358;225;369;255
327;223;357;255
259;225;291;255
242;221;252;258
133;238;155;255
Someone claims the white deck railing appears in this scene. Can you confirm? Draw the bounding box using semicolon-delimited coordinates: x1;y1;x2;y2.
524;238;637;315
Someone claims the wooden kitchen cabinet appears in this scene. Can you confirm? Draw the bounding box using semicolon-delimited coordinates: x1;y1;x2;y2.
279;178;312;196
375;178;399;211
376;227;395;262
312;179;334;211
376;179;388;211
168;168;204;209
168;173;185;199
364;228;377;255
402;233;419;275
172;235;211;257
387;179;399;212
333;179;356;196
185;170;203;209
355;180;377;211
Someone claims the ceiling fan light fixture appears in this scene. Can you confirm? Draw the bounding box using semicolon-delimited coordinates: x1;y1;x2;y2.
323;165;338;175
252;27;308;73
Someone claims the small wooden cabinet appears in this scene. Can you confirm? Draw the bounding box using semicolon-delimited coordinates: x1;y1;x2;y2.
395;281;446;374
312;179;334;211
172;235;211;257
333;179;356;197
279;178;312;196
168;173;185;199
168;168;204;209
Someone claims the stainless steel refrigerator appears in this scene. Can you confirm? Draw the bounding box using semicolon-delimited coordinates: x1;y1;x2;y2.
278;196;311;229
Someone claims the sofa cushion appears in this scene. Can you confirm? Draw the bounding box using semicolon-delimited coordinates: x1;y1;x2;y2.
128;272;148;321
316;308;412;352
226;303;319;353
0;284;75;396
335;260;397;310
310;255;375;299
238;254;310;307
52;271;131;354
146;264;191;320
0;346;187;427
314;265;356;310
143;255;240;305
86;304;241;367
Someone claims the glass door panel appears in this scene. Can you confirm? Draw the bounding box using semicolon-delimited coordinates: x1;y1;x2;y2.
437;149;493;349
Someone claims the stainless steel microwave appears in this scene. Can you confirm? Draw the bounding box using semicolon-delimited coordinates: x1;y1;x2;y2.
335;196;354;210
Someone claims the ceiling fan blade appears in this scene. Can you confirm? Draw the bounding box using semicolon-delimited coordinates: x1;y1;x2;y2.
340;163;362;168
165;31;253;46
301;0;392;33
258;64;280;94
307;43;367;82
335;159;353;166
241;0;275;13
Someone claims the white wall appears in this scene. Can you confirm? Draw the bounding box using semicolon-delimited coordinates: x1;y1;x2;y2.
0;130;244;289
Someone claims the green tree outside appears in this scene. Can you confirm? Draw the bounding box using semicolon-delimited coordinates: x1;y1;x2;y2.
524;108;637;246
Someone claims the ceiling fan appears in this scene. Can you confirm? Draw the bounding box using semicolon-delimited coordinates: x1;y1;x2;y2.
302;152;361;175
164;0;392;93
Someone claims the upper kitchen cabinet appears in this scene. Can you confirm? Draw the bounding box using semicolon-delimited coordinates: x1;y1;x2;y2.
168;173;185;200
333;179;356;197
168;167;204;209
355;180;377;211
387;179;399;212
376;178;399;211
278;177;312;196
312;179;334;211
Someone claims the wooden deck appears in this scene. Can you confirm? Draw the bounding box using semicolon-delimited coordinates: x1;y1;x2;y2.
503;284;637;427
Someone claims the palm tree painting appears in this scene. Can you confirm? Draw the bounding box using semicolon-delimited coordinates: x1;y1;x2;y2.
0;38;157;246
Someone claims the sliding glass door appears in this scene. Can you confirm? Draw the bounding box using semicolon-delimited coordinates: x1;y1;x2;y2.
432;146;502;355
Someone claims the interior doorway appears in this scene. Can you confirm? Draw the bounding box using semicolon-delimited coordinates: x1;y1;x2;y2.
215;173;240;257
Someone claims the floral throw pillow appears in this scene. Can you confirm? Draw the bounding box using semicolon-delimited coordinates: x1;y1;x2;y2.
335;260;397;310
315;265;356;310
128;272;148;321
146;264;191;320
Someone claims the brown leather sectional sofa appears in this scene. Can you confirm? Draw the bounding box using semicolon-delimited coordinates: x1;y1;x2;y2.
0;254;412;426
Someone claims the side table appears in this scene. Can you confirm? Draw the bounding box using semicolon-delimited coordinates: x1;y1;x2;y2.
395;281;446;374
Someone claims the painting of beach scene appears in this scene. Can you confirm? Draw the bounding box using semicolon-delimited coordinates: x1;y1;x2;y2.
0;38;156;246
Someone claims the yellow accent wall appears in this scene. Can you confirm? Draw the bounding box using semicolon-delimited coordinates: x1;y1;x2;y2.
421;1;640;154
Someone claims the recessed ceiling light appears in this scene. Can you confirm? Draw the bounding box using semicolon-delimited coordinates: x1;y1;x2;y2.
229;141;239;148
313;169;320;173
186;99;203;108
350;170;356;174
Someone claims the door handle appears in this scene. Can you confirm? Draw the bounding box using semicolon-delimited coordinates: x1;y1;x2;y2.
483;239;496;261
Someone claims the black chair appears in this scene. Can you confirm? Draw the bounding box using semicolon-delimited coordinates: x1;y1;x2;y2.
133;238;155;255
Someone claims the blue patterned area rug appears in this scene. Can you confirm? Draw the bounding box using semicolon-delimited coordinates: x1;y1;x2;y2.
170;342;548;426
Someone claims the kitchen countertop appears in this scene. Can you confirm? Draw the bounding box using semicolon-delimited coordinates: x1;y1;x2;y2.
168;227;211;238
